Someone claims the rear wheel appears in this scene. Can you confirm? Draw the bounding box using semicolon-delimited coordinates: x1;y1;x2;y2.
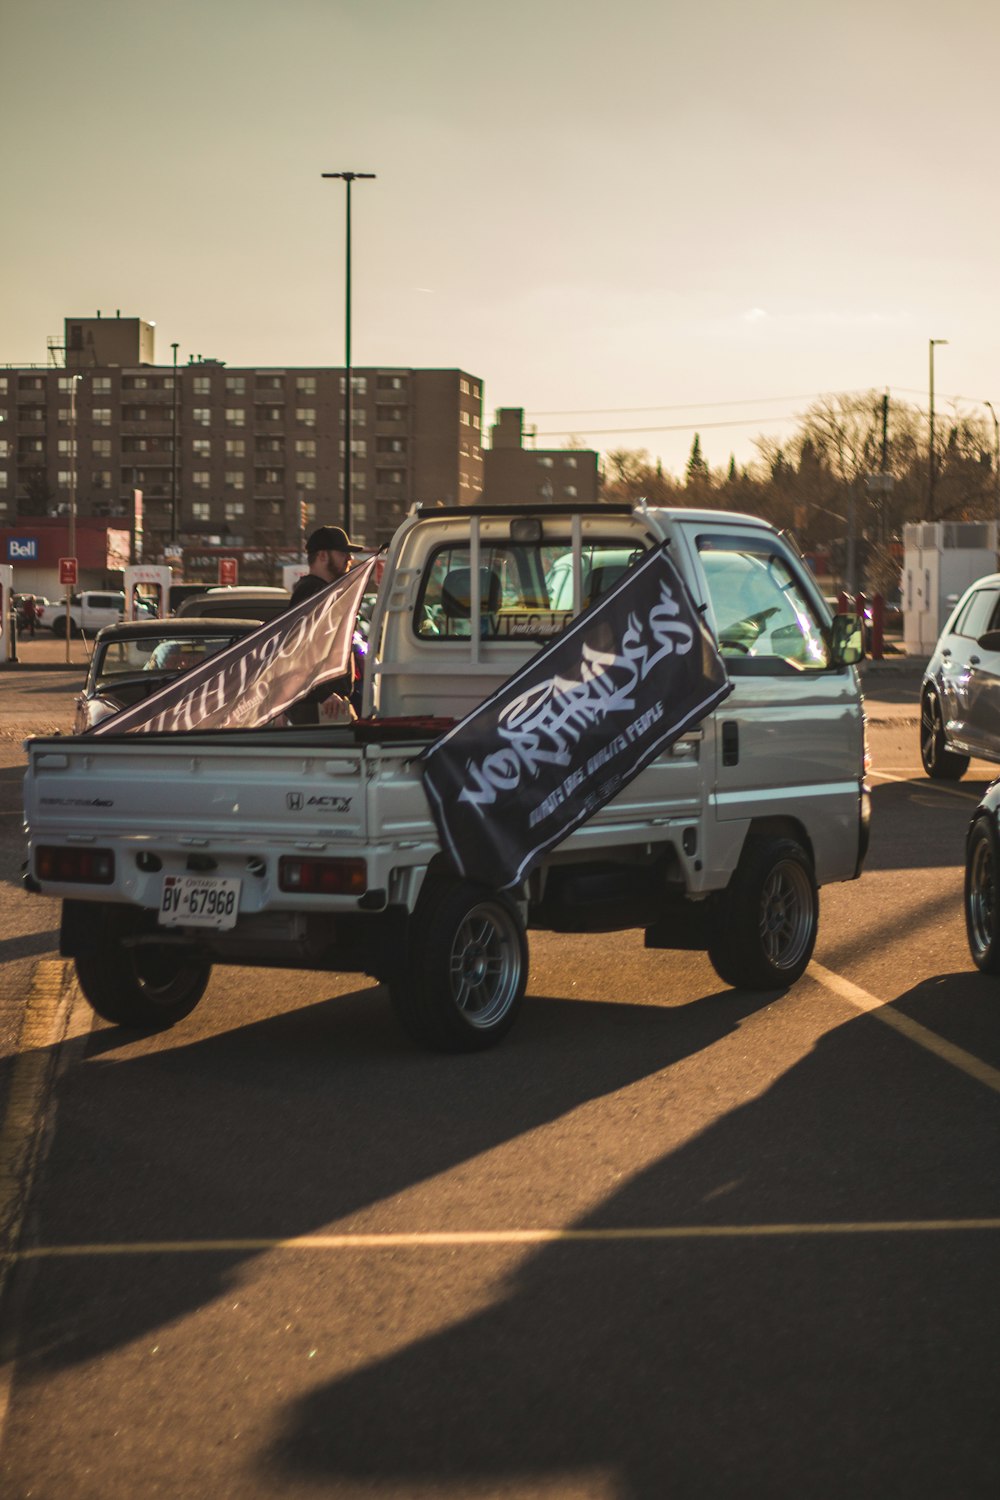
965;816;1000;973
921;688;969;780
708;836;818;990
390;879;527;1051
75;941;210;1030
50;615;68;639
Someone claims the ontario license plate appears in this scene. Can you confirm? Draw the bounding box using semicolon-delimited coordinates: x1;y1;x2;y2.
159;875;241;929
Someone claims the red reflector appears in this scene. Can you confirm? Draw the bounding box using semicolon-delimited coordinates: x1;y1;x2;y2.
278;856;367;895
36;846;115;884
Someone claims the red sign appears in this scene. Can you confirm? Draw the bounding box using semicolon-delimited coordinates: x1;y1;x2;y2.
218;557;238;587
59;557;78;586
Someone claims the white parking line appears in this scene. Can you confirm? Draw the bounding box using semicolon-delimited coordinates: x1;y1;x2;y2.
14;1219;1000;1258
809;961;1000;1095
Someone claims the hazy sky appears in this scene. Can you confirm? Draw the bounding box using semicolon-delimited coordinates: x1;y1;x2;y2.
1;0;997;476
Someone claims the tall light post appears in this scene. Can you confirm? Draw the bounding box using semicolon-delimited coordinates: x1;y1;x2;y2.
985;400;1000;553
65;373;82;662
928;338;948;519
321;170;376;536
170;341;179;545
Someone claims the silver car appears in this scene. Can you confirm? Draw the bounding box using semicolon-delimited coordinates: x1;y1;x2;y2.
920;572;1000;779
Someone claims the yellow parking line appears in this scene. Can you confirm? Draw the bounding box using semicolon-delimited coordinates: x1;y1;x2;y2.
809;961;1000;1095
15;1220;1000;1258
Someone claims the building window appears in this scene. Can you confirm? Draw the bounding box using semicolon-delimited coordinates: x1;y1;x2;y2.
0;473;8;489
563;485;578;498
58;376;76;391
0;377;7;395
224;501;245;520
351;408;366;428
225;408;245;426
191;501;211;521
93;408;111;426
193;408;211;427
57;439;77;457
339;439;367;458
57;470;73;489
377;375;405;392
340;376;367;395
296;376;316;395
225;438;245;457
93;469;112;489
225;471;245;490
193;376;211;395
294;438;316;457
472;415;480;430
564;455;578;469
124;376;149;390
295;470;316;490
225;376;245;395
255;468;284;486
258;375;284;391
92;376;111;394
193;438;211;457
192;470;210;490
377;437;406;454
537;456;554;468
295;407;316;427
460;411;470;425
256;405;284;422
0;440;8;460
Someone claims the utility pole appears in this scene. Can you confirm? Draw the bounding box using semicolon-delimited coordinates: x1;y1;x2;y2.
321;170;376;536
929;338;948;519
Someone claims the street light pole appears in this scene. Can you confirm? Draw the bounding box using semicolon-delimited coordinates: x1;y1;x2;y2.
928;338;948;520
171;342;179;545
66;373;81;663
321;170;376;536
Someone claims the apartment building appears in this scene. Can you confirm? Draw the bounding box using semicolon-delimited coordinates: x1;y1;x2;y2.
0;314;484;558
482;407;600;505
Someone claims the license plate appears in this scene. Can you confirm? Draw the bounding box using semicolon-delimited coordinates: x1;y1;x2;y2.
159;875;241;929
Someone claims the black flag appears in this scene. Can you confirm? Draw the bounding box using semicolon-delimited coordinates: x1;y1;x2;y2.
422;544;731;889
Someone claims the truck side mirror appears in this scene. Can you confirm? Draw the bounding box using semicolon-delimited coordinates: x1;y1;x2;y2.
829;612;864;666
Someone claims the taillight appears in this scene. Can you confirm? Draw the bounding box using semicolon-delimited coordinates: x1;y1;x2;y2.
278;856;366;895
36;846;115;884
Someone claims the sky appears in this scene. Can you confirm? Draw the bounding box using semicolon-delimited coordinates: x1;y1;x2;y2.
1;0;998;478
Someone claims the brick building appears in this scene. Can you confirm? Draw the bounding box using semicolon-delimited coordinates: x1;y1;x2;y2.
0;313;484;564
482;407;600;505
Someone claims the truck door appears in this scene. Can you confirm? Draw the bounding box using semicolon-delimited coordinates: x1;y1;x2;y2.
677;523;864;886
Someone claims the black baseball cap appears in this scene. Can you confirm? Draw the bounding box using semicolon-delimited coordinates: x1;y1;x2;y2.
306;525;354;556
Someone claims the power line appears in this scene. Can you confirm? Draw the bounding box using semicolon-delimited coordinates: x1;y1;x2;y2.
525;390;869;418
534;414;800;438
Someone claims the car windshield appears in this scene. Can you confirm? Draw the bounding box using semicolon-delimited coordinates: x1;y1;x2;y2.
94;634;244;688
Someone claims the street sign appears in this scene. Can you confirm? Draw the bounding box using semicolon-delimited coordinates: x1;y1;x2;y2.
218;557;238;587
59;557;78;587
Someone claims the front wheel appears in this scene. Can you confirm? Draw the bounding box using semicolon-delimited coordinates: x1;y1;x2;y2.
921;688;969;780
75;940;211;1030
965;816;1000;973
390;879;527;1051
708;836;818;990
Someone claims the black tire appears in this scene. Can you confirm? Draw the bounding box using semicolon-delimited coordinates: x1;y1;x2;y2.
965;816;1000;973
708;836;818;990
50;615;68;639
75;941;211;1031
390;878;527;1051
921;688;969;781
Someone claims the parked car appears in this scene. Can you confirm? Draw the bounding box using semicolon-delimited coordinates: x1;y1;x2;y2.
920;573;1000;779
175;586;290;621
40;590;156;638
73;617;262;733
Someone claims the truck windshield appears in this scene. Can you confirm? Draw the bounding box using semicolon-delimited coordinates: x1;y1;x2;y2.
415;540;647;641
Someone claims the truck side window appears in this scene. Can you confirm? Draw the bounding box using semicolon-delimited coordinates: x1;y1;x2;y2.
697;535;830;670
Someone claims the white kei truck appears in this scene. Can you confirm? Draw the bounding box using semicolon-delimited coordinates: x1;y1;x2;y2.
22;503;868;1052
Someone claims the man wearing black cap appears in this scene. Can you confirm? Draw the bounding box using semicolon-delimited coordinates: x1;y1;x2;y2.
289;525;355;607
285;524;357;723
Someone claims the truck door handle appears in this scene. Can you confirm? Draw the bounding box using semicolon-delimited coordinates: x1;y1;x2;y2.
722;721;739;766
